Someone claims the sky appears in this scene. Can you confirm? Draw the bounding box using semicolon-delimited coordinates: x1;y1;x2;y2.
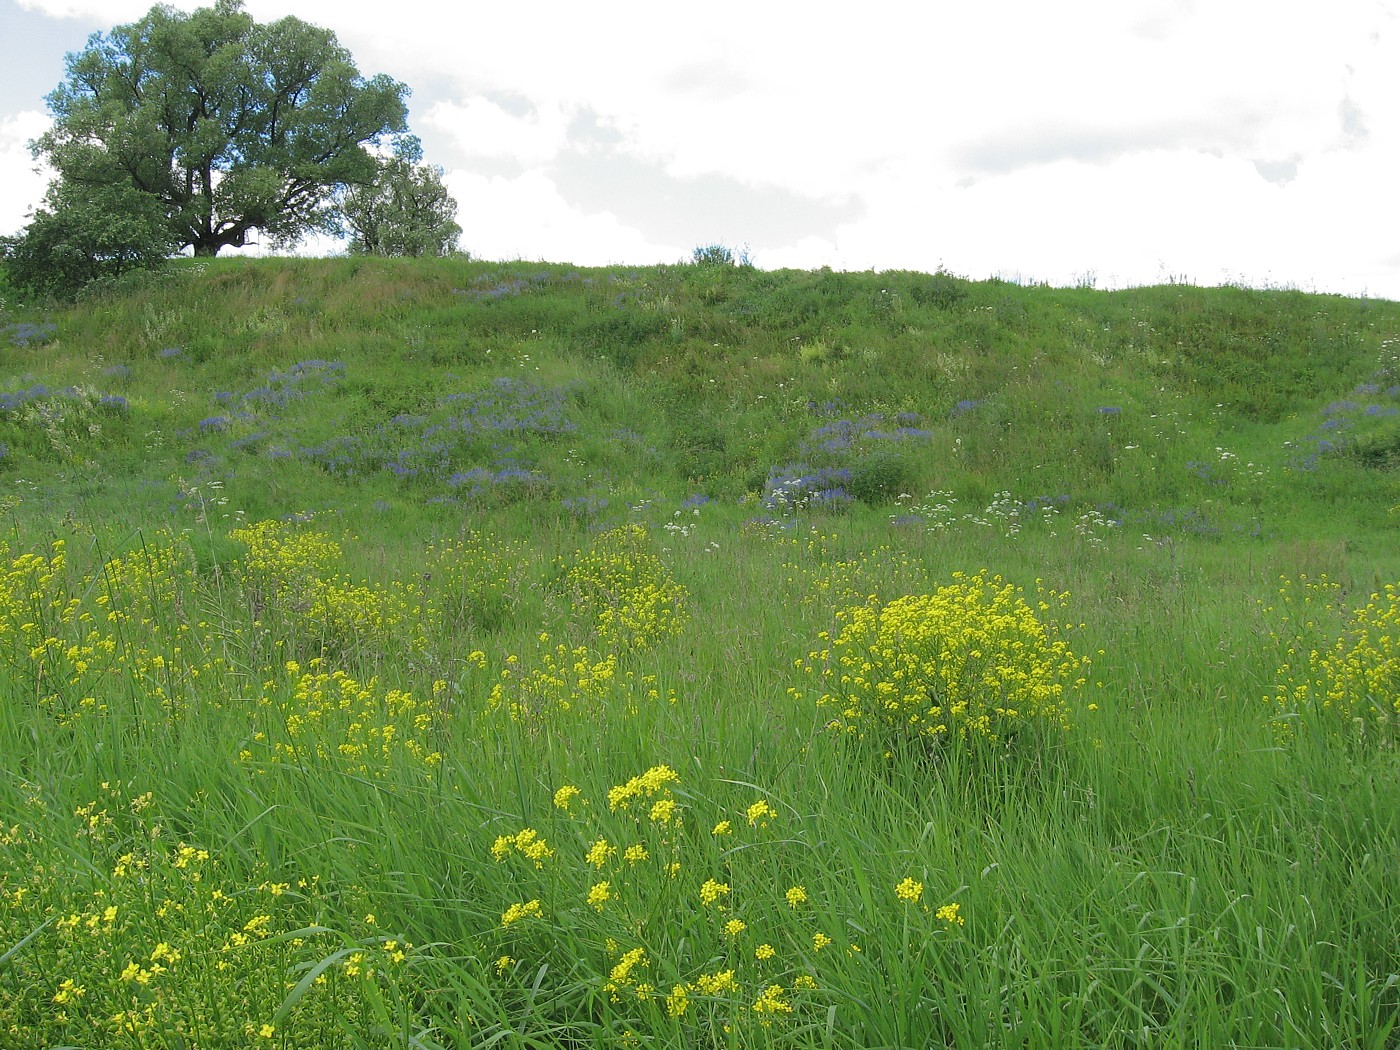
2;0;1398;299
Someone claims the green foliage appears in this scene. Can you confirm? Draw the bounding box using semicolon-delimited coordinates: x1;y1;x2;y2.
798;573;1089;756
1343;425;1400;470
907;268;970;310
690;243;737;267
2;181;174;301
34;0;410;260
339;155;462;258
0;257;1385;1047
846;445;917;505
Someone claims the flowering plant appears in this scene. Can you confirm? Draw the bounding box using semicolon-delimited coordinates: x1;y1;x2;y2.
798;571;1089;753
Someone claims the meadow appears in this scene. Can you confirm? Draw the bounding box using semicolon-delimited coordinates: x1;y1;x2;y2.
0;256;1397;1048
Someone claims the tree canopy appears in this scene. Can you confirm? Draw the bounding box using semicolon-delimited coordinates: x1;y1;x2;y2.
35;0;411;258
1;179;176;300
340;153;462;258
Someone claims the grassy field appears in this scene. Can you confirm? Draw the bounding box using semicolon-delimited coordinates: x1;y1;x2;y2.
0;256;1398;1048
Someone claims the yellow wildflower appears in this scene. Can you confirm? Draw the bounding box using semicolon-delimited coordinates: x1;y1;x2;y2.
585;837;615;869
936;901;965;926
588;881;612;911
753;983;793;1015
649;798;676;824
746;799;777;827
699;879;730;906
52;979;85;1004
895;877;923;903
501;900;543;927
665;983;689;1017
695;969;737;995
609;947;647;984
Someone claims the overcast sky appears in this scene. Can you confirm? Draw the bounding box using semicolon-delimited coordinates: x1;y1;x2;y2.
2;0;1397;299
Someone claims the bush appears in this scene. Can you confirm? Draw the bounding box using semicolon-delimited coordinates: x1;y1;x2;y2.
2;180;174;301
690;243;735;267
846;446;917;505
796;572;1089;756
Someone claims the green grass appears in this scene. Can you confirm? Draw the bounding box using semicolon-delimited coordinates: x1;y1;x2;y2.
0;257;1397;1047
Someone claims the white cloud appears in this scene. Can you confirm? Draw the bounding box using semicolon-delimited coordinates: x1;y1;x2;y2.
0;110;51;236
446;168;684;266
421;97;570;167
14;0;158;18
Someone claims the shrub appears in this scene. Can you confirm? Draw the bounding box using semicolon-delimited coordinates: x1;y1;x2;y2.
2;181;174;301
846;446;917;505
796;572;1089;756
690;243;735;267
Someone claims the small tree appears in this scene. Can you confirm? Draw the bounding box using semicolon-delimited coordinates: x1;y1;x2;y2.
339;153;462;257
4;180;175;300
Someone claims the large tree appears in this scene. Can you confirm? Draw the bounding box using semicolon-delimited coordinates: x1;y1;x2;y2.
340;151;462;258
35;0;411;257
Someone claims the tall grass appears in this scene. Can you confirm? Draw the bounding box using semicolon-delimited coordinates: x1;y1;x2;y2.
0;259;1398;1046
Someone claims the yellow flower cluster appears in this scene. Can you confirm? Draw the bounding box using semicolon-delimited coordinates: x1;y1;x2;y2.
231;518;342;606
232;518;431;661
699;879;731;906
746;800;777;828
563;524;689;652
894;877;923;903
484;767;852;1035
0;531;221;722
500;900;544;927
0;783;406;1045
798;571;1089;749
491;828;554;867
257;663;442;775
553;785;581;811
607;765;680;810
1266;576;1400;742
492;641;619;720
752;983;794;1016
602;945;649;1002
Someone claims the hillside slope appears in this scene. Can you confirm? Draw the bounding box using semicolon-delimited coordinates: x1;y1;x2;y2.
2;257;1397;544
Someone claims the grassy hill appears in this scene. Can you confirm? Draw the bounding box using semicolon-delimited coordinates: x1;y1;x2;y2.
0;258;1398;1048
3;256;1399;542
